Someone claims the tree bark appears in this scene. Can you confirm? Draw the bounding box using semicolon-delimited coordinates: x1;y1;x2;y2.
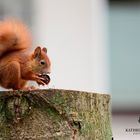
0;89;112;140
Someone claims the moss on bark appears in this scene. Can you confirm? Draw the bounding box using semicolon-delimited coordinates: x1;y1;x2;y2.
0;89;112;140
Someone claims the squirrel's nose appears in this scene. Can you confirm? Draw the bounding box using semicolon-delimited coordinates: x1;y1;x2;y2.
43;67;51;74
46;68;51;74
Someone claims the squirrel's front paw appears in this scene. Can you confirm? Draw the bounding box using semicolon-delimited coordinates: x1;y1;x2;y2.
36;77;46;85
35;74;50;86
38;74;50;85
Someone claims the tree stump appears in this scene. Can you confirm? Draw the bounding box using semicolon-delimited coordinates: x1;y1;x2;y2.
0;89;112;140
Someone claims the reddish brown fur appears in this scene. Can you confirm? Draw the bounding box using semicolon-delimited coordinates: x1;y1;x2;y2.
0;19;51;90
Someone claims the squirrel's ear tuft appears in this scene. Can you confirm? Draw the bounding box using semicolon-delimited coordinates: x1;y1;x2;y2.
34;46;41;59
42;47;47;53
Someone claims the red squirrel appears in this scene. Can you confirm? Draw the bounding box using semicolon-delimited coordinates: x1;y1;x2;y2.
0;19;51;90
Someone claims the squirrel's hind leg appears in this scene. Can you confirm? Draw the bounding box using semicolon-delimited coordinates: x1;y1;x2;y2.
0;61;26;90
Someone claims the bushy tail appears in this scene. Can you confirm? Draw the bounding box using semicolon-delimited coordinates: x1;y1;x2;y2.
0;19;32;56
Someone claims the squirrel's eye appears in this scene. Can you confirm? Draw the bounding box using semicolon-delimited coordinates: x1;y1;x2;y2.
40;60;45;65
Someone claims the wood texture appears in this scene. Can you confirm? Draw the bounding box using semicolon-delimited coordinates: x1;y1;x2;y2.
0;89;112;140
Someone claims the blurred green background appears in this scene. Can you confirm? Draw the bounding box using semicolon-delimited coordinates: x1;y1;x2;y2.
109;0;140;111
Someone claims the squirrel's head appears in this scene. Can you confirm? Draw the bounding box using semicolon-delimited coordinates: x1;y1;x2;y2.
31;46;51;75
